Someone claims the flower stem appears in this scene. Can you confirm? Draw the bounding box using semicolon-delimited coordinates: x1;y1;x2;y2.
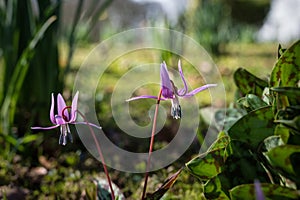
76;110;115;200
141;89;162;200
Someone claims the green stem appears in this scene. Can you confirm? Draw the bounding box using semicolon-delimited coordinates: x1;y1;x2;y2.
76;110;115;200
141;89;162;200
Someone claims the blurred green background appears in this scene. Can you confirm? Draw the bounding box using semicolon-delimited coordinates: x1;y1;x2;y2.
0;0;298;199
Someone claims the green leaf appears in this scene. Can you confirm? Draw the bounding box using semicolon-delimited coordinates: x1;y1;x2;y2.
275;116;300;134
270;40;300;87
275;105;300;134
145;168;182;200
263;135;285;152
214;108;247;131
204;176;230;200
230;183;299;200
20;133;42;144
265;145;300;177
208;132;231;151
278;44;287;58
222;141;270;187
237;94;268;112
186;149;225;181
233;68;268;97
0;16;57;134
228;106;276;149
275;105;300;121
271;87;300;106
274;125;290;144
186;135;230;181
271;87;300;100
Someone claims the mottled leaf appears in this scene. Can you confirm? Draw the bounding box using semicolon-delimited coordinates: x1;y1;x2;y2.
275;116;300;134
271;87;300;106
186;149;225;181
186;135;230;181
208;132;231;151
234;68;268;97
145;168;182;200
204;176;230;200
237;94;268;112
275;106;300;121
228;106;276;149
222;141;270;188
274;125;290;144
271;87;300;99
270;40;300;87
275;105;300;134
214;108;247;131
265;145;300;177
230;183;299;200
278;44;286;58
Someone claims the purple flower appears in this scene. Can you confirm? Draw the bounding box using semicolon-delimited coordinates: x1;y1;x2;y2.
254;180;265;200
31;91;101;145
127;60;217;119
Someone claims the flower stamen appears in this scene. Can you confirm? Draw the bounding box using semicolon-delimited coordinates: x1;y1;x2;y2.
171;96;181;119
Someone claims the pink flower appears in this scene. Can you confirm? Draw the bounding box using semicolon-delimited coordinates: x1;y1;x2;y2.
31;91;100;145
127;61;217;119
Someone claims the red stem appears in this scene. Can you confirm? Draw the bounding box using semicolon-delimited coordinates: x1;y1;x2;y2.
76;110;115;200
141;89;162;200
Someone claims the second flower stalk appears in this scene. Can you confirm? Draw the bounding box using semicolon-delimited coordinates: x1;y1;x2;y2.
127;60;217;199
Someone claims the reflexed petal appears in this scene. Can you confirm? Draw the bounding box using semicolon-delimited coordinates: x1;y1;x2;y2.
126;95;161;102
177;60;188;96
31;124;60;130
57;93;69;121
50;93;56;124
70;91;79;122
160;62;174;98
73;121;102;129
177;88;186;95
183;84;217;97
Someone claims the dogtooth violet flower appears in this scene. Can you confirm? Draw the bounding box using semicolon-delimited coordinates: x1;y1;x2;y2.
31;91;101;145
127;60;217;119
